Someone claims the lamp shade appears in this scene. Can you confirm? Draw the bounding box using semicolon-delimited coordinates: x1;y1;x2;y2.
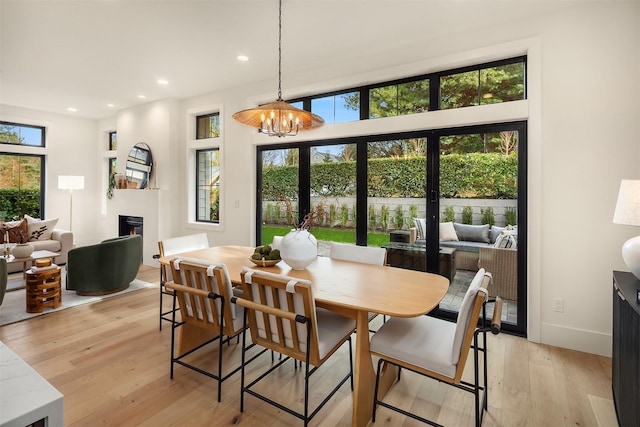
58;175;85;190
613;179;640;226
613;179;640;280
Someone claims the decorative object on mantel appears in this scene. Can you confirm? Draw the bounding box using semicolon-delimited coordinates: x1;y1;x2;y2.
126;142;153;189
58;175;84;232
613;179;640;280
232;0;324;137
278;199;326;270
107;173;116;199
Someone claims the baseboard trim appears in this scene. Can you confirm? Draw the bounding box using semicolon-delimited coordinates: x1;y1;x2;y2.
540;322;611;357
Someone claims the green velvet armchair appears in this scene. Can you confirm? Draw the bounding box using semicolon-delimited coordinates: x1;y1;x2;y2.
66;235;142;295
0;257;7;307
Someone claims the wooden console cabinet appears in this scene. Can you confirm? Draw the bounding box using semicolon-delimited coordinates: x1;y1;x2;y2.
612;270;640;426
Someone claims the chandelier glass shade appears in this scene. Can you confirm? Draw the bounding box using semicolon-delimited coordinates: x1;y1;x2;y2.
232;0;324;137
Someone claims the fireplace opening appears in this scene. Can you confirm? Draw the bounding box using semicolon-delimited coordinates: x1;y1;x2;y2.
119;215;143;237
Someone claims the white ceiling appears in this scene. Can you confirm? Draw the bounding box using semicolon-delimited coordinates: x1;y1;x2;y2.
1;0;572;120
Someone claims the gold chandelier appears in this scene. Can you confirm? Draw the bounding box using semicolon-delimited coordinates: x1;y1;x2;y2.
232;0;324;137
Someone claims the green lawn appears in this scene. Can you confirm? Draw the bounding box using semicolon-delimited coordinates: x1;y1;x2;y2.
261;226;390;247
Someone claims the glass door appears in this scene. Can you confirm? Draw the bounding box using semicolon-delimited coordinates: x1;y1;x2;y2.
258;147;299;246
433;123;526;335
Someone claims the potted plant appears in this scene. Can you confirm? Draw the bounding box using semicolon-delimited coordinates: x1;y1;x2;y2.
278;198;326;270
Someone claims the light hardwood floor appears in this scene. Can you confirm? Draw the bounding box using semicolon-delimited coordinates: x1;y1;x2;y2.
0;266;618;426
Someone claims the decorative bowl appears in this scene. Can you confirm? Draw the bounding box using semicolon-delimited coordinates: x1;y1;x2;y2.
249;258;281;268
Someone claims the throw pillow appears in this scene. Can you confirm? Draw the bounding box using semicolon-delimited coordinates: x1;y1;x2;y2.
0;218;28;243
439;222;459;242
494;230;518;249
453;223;490;243
489;226;504;244
413;218;427;240
24;215;59;241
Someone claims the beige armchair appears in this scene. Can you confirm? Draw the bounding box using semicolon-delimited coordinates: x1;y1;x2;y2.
478;246;518;301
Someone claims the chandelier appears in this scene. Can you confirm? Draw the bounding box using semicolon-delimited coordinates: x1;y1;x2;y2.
232;0;324;137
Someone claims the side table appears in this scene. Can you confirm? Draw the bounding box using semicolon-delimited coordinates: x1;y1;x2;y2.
25;267;62;313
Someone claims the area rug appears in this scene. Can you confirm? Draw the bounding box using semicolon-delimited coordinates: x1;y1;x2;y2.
0;271;155;326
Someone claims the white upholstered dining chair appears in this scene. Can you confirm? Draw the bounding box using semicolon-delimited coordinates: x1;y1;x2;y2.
233;267;355;426
329;241;387;266
329;241;387;327
156;233;209;330
369;268;503;426
165;258;260;402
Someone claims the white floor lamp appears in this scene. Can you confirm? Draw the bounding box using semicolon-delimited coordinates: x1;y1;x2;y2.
613;179;640;280
58;175;84;232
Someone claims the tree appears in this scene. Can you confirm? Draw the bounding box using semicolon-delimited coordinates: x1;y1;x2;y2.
498;131;518;155
340;144;356;161
0;124;24;144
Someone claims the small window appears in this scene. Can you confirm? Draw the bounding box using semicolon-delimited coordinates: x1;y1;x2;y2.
0;121;45;147
196;148;220;223
312;91;360;124
108;157;117;179
109;131;117;150
370;79;429;119
196;113;220;139
441;61;525;109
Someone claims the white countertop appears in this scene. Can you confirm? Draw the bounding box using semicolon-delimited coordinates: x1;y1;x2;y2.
0;341;64;427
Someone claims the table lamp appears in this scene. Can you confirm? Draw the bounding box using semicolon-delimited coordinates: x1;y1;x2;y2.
613;179;640;280
58;175;84;232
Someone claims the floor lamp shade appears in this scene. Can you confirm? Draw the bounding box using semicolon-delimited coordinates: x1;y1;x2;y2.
58;175;85;190
613;179;640;280
58;175;84;232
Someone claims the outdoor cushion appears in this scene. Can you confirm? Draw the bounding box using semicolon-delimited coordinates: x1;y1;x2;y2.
439;222;458;242
453;223;490;243
413;218;427;240
494;230;518;249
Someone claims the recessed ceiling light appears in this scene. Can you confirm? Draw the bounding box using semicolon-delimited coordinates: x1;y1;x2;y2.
237;55;249;62
138;95;146;99
107;103;115;108
157;79;169;85
67;107;77;112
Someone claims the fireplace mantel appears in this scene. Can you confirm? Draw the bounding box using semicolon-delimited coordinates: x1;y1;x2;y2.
107;189;167;266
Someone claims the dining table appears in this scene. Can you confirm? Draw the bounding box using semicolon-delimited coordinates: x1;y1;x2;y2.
158;245;449;427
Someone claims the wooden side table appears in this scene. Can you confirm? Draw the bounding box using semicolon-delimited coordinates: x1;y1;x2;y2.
25;267;62;313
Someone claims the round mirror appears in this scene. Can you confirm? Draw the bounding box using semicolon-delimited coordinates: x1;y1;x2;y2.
125;142;153;189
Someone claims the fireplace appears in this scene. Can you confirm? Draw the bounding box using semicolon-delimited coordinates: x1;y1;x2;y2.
119;215;143;237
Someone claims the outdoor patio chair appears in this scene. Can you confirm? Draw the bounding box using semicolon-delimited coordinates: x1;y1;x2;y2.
478;246;517;301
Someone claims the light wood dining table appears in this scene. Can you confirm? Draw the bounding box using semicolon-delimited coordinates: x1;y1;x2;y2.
159;245;449;427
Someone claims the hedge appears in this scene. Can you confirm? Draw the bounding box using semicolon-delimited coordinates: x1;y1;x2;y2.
0;189;41;220
262;153;517;200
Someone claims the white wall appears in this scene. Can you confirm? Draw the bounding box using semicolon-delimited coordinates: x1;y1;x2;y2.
1;1;637;357
0;104;99;246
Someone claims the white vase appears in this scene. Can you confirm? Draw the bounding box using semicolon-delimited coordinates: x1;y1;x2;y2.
11;243;34;259
279;229;318;270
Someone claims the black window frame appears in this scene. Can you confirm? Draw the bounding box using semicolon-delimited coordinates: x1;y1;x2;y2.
0;121;46;147
0;152;46;220
195;147;221;224
196;112;221;140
